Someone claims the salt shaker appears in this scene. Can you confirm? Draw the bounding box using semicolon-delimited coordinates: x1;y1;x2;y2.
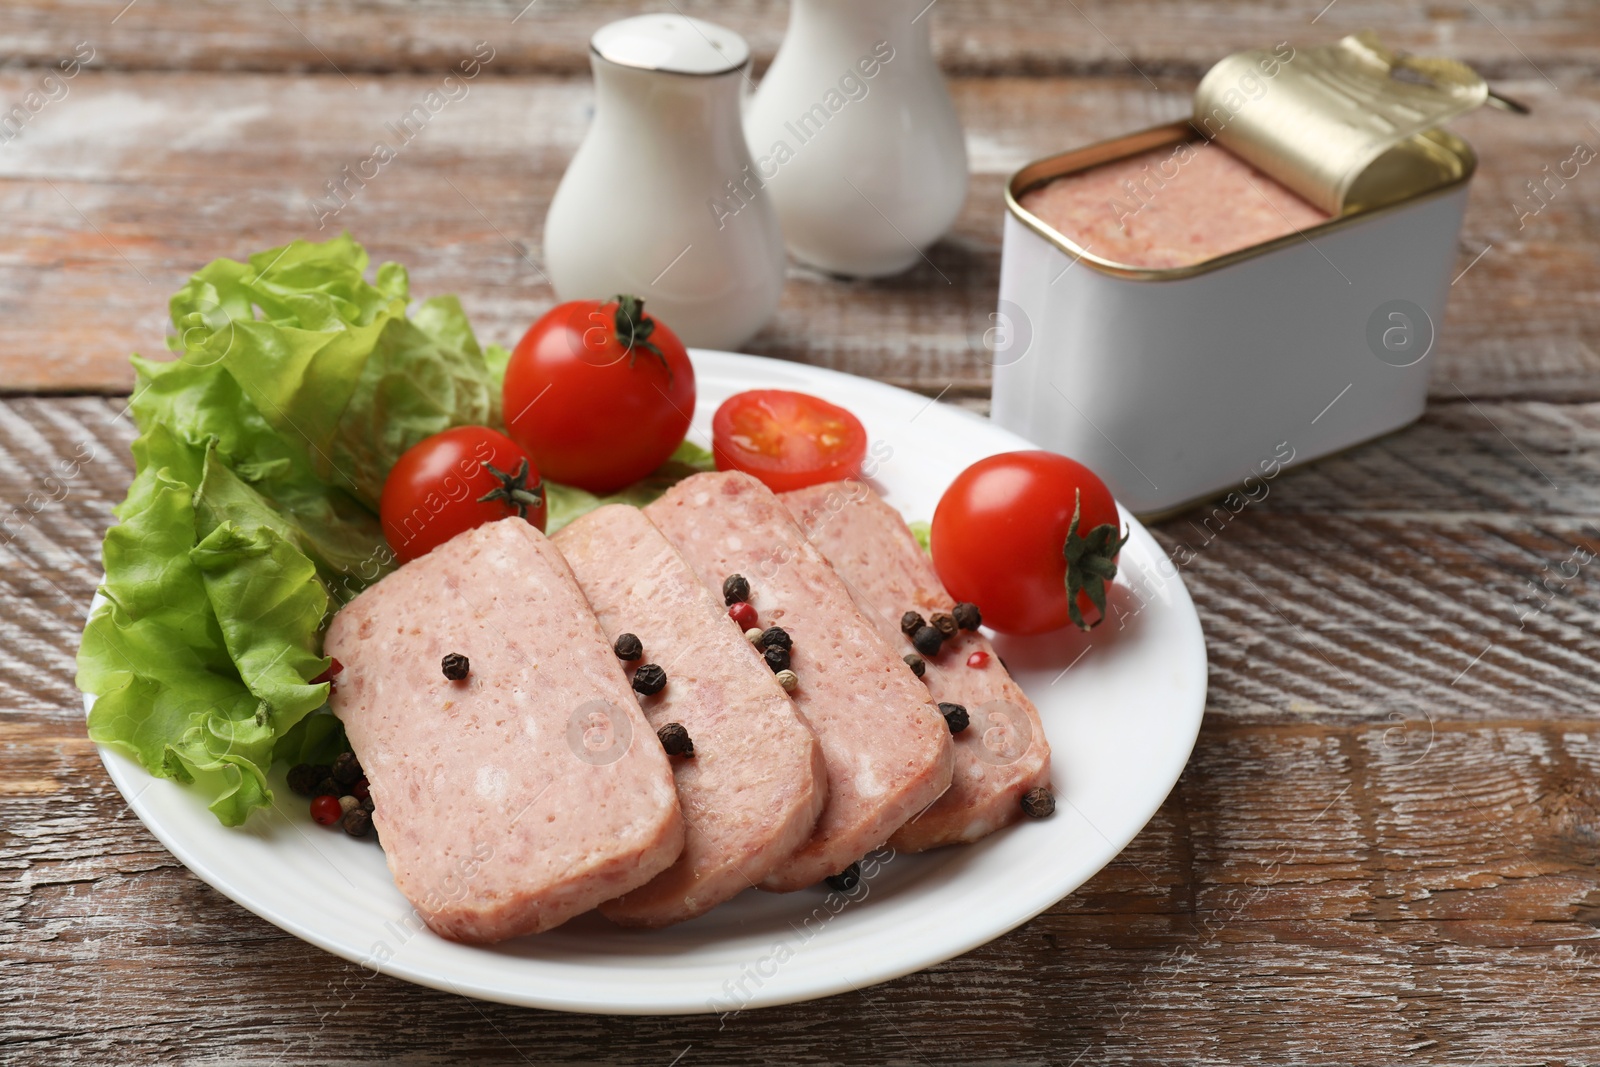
743;0;968;277
544;16;785;350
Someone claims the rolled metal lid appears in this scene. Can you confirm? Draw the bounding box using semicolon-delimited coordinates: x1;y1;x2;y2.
1194;32;1491;215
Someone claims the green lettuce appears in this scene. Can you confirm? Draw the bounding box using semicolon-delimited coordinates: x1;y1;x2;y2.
80;235;496;825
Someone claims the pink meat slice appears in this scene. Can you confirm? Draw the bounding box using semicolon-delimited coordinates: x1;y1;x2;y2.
551;505;827;926
324;518;685;943
646;471;954;891
782;482;1052;852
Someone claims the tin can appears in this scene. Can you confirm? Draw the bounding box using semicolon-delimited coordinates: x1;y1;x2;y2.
990;34;1488;518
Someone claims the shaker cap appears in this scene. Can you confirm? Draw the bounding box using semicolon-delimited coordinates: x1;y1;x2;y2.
1194;32;1496;215
592;15;750;77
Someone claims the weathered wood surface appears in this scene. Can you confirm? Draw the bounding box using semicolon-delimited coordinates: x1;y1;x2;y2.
0;70;1595;397
2;0;1597;79
5;393;1600;1062
4;0;1600;1061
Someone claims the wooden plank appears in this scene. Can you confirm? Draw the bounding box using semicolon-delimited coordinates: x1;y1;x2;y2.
7;714;1600;1062
3;396;1598;726
1;0;1595;79
0;71;1595;398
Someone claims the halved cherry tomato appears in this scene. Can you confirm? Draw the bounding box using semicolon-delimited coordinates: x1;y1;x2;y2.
931;451;1127;635
503;295;694;495
711;389;868;493
380;426;546;564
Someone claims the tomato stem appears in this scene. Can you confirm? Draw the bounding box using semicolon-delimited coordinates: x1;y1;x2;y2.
1062;488;1129;631
612;294;671;380
477;459;545;519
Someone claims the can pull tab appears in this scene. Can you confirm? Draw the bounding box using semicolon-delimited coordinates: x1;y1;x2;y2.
1193;31;1505;215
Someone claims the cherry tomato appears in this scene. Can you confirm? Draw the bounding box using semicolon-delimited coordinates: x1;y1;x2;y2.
503;295;694;494
930;451;1128;635
380;426;546;564
711;390;868;493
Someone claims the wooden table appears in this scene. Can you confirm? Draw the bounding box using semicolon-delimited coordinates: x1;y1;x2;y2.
4;2;1598;1062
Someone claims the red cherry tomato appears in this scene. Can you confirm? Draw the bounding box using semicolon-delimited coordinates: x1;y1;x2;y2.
930;451;1128;635
503;295;694;494
711;390;868;493
380;426;546;564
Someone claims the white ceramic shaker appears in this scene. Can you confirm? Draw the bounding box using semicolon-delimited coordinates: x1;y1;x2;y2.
743;0;968;277
544;15;785;350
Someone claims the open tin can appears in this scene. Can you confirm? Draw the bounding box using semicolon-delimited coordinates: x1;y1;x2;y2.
990;33;1497;517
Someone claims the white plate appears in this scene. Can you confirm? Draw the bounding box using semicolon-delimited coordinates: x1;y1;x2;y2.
87;348;1207;1015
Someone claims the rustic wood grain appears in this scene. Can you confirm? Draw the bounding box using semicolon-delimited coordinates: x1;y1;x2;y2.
3;0;1599;1059
9;713;1600;1063
1;0;1596;80
4;392;1600;1060
0;70;1596;399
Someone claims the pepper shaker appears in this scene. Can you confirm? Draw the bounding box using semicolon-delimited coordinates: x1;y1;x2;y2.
744;0;968;277
544;16;785;350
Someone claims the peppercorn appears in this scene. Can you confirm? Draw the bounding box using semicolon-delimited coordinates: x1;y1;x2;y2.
341;806;373;838
763;645;791;672
759;626;792;651
952;602;982;631
745;627;764;645
360;795;375;814
287;763;329;797
613;633;643;661
967;651;990;669
633;663;667;696
900;610;925;636
351;776;371;802
723;573;750;605
312;776;340;799
657;722;695;757
441;652;470;681
938;702;970;735
1021;787;1056;819
331;751;363;786
309;794;342;826
912;624;943;658
931;612;958;638
825;862;861;892
728;601;758;630
903;653;926;678
338;794;360;816
774;669;799;692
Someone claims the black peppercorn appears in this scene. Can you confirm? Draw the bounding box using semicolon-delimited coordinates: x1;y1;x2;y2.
825;862;861;892
900;610;925;636
722;573;750;605
312;776;340;799
903;653;926;678
759;626;792;651
763;645;791;672
441;652;470;681
287;763;329;798
911;624;943;658
331;751;363;786
952;602;982;631
1021;787;1056;819
931;613;958;638
633;663;667;696
657;722;695;757
613;633;643;661
341;806;373;838
938;702;970;735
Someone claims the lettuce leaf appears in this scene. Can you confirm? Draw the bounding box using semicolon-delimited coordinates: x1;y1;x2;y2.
80;235;494;825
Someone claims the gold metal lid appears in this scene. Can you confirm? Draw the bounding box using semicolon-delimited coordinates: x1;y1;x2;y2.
1194;32;1489;215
